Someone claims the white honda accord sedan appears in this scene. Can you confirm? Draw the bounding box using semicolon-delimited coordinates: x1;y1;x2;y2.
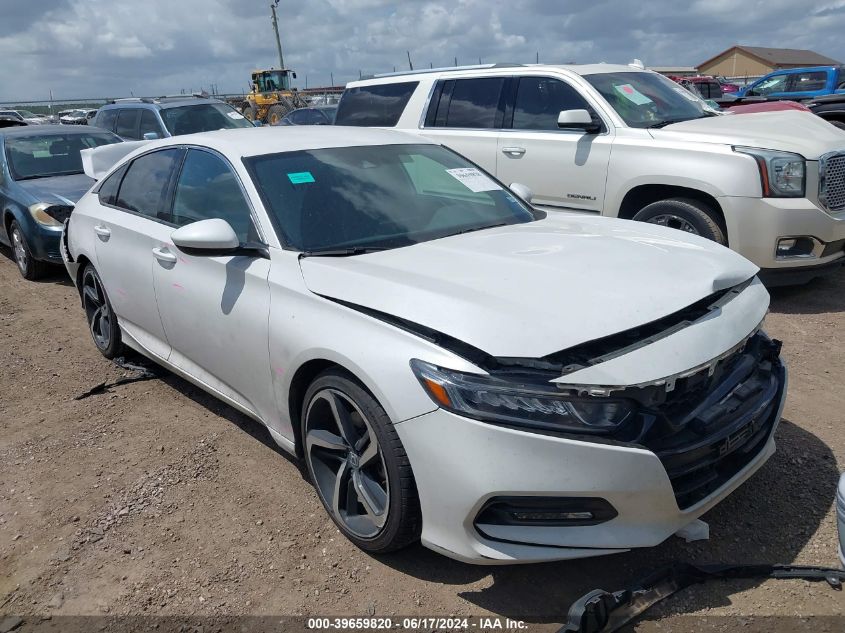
63;126;786;564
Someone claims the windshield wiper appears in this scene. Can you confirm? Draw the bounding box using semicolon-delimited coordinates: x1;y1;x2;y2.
15;171;83;181
453;222;510;236
647;113;717;129
300;246;389;257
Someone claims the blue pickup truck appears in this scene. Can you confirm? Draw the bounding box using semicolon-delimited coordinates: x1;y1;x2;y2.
736;66;845;99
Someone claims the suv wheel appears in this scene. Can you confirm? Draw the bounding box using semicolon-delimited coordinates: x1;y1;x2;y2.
81;264;122;358
302;370;421;553
9;220;49;280
632;198;726;244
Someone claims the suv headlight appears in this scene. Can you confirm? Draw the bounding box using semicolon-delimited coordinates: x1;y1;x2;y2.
28;202;67;227
410;360;633;434
734;147;805;198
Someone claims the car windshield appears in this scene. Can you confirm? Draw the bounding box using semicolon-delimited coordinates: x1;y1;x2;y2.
160;103;254;135
585;71;715;128
5;132;120;180
246;143;536;253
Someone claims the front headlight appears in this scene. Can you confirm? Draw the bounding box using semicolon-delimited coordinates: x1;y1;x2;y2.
410;359;633;434
734;147;805;198
28;202;66;227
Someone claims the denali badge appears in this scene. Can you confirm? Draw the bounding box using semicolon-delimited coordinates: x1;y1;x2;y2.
567;193;597;201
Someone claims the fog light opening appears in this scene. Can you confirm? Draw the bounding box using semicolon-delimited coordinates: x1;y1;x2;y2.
776;236;817;259
475;496;618;528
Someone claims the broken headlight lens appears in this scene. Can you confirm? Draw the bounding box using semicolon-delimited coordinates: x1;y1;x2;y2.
734;147;805;198
411;359;633;434
28;202;67;227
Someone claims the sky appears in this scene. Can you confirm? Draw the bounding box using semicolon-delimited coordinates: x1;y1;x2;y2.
1;0;845;102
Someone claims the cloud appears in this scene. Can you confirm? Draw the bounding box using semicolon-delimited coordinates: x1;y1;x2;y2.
0;0;844;101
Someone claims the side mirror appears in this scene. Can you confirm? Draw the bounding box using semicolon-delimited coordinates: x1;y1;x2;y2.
142;132;159;140
509;182;534;204
253;120;263;127
171;219;239;252
558;109;600;132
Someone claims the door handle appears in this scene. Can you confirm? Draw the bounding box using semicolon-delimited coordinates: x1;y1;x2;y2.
501;146;526;156
152;247;177;264
93;225;111;238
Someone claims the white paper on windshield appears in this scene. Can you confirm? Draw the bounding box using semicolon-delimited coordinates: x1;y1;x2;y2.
227;111;245;119
614;84;653;105
445;167;499;192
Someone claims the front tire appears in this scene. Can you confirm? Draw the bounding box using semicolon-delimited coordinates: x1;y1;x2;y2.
10;220;49;280
266;104;287;126
302;370;421;553
632;197;727;244
81;264;122;359
241;102;258;122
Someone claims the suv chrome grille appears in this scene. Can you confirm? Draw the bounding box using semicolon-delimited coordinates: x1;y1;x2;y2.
820;152;845;212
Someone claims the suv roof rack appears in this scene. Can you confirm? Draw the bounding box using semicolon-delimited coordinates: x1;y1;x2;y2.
108;92;212;105
364;63;527;80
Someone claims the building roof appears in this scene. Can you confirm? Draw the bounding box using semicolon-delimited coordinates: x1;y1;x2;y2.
699;46;842;69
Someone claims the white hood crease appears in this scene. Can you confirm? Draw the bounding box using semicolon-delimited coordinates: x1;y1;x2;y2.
300;215;760;361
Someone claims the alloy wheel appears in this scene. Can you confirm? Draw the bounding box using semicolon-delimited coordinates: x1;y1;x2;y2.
82;268;113;351
11;226;28;274
647;213;699;234
305;388;389;539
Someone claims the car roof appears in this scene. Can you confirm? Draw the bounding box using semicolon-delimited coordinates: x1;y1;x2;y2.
348;62;646;87
0;125;116;138
133;125;434;158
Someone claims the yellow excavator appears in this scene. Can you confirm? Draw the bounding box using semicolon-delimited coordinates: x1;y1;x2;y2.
239;68;308;125
238;3;308;125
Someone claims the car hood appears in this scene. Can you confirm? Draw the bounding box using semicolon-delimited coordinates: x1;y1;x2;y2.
15;173;95;206
650;111;845;158
299;215;759;359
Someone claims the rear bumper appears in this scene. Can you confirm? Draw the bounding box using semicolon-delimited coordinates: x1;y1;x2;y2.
719;196;845;279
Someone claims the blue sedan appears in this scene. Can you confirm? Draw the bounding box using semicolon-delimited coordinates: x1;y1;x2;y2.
1;126;121;279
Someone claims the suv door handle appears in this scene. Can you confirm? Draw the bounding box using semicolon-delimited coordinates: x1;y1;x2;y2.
152;247;177;264
501;146;526;156
94;225;111;238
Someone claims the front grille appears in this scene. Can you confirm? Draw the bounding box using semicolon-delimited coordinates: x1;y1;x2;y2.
639;334;785;509
820;152;845;212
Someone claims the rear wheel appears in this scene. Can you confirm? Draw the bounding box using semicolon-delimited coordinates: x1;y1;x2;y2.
632;197;726;244
302;370;421;553
81;264;122;359
10;220;49;280
267;104;287;126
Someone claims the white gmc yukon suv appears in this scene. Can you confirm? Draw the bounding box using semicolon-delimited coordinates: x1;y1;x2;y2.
338;63;845;285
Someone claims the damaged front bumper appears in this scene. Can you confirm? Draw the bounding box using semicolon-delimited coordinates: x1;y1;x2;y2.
396;333;787;564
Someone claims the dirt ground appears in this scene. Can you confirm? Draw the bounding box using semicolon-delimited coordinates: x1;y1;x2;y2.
1;249;843;632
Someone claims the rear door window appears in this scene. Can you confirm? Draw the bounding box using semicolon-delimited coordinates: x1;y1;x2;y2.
431;78;506;129
115;109;140;139
512;77;595;130
115;149;183;220
788;71;827;92
97;163;128;206
334;82;418;126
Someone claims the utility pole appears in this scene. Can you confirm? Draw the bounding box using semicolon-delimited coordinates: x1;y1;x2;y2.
407;51;414;70
271;1;285;69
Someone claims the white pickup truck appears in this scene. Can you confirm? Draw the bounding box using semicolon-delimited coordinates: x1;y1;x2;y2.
337;63;845;285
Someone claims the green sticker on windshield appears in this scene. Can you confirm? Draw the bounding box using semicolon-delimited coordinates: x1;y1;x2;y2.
287;171;315;184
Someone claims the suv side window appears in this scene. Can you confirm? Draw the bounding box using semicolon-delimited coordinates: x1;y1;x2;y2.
97;163;128;206
115;109;140;139
334;82;418;126
96;109;118;132
512;77;596;130
430;78;506;129
115;149;183;219
750;73;789;96
170;149;256;242
139;110;164;138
